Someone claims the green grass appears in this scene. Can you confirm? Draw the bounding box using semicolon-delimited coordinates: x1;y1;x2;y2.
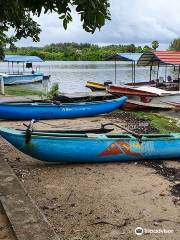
131;111;180;133
3;86;44;96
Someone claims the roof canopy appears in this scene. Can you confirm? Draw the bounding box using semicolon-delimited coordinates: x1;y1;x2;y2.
137;51;180;66
4;55;44;62
107;53;142;62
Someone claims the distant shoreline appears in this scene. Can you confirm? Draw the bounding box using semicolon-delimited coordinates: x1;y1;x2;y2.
5;42;152;61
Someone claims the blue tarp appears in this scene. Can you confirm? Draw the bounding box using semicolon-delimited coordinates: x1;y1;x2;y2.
4;55;44;62
107;53;142;62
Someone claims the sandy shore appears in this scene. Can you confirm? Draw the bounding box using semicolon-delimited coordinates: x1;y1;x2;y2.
0;113;179;240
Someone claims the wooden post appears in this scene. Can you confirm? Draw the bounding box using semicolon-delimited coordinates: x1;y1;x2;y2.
114;60;117;84
1;77;5;95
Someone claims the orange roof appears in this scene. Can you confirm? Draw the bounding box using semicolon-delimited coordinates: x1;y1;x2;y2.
137;51;180;66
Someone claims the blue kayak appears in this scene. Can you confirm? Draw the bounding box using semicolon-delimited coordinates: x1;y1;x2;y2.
0;97;127;120
0;128;179;163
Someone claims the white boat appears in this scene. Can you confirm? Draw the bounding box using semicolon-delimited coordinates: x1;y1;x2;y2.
0;55;49;85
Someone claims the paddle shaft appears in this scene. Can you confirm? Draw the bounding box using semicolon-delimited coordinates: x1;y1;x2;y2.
102;122;142;139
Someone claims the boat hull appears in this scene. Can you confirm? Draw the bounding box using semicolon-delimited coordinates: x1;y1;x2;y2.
123;99;174;110
0;128;179;163
86;81;106;91
1;73;44;85
107;85;158;97
0;97;127;120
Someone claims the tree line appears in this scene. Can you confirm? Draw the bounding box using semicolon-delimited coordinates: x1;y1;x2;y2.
5;42;157;61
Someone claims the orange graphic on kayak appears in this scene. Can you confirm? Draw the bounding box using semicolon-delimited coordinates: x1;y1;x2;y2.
99;141;142;158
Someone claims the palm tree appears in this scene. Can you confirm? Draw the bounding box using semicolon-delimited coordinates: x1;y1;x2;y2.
169;38;180;51
151;41;159;50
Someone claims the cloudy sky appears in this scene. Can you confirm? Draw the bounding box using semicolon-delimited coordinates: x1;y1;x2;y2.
16;0;180;49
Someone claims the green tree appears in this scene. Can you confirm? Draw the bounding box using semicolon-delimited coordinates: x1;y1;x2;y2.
151;40;159;50
137;46;143;52
169;38;180;51
126;44;136;53
0;0;111;58
143;45;152;52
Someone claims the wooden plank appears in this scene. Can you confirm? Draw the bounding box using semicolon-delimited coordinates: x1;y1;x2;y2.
0;155;60;240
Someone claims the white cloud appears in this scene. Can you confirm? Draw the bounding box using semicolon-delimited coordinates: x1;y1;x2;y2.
15;0;180;49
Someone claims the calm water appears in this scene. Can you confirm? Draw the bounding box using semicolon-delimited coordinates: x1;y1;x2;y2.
0;61;178;93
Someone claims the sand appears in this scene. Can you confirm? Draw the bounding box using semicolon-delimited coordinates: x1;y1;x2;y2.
0;114;179;240
0;203;16;240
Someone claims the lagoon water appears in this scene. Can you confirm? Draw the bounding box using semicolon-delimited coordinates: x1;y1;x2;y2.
0;61;177;93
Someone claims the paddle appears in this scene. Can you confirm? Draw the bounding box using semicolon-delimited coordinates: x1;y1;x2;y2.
101;122;142;142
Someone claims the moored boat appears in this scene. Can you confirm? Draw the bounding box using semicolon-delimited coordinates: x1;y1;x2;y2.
1;55;50;85
0;72;44;85
0;96;127;120
107;84;159;97
123;99;175;110
86;81;107;91
108;85;180;108
0;127;179;163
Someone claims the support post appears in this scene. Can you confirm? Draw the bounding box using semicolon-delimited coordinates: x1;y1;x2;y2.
17;62;19;74
165;65;167;82
1;77;5;95
156;62;160;80
131;61;134;85
134;61;136;84
149;65;153;82
8;62;10;74
114;59;117;84
178;65;180;91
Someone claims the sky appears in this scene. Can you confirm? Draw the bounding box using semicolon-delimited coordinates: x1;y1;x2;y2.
15;0;180;49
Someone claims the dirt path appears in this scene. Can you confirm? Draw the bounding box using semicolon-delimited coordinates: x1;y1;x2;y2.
0;203;16;240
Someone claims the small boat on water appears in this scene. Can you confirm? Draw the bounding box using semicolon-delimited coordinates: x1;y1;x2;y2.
0;127;179;163
0;72;44;85
0;55;50;85
0;97;127;120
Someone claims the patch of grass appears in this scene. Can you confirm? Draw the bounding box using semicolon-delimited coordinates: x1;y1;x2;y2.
3;86;44;96
130;111;180;133
46;83;59;99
